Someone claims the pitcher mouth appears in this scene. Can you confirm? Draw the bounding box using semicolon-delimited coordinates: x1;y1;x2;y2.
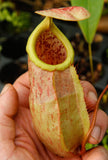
36;29;67;65
26;17;74;71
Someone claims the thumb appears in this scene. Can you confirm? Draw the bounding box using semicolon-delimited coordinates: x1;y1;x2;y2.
0;84;18;158
0;84;18;119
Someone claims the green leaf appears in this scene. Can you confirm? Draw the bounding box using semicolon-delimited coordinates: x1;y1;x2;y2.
71;0;104;43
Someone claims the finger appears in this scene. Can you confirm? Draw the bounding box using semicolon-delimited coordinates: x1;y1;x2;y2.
83;146;108;160
88;109;108;144
13;72;30;108
80;81;97;112
0;84;18;158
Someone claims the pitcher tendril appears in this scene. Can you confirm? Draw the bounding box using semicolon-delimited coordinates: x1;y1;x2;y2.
80;84;108;156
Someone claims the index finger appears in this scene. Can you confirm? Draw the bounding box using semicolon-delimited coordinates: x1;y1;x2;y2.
13;71;30;108
80;81;97;112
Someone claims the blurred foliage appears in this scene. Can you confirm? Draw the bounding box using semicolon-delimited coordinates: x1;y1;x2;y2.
86;143;98;150
102;91;108;103
102;130;108;150
0;0;15;10
103;1;108;15
0;0;31;33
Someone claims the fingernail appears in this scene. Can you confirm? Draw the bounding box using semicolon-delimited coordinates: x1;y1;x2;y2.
88;91;97;102
0;84;11;96
89;126;101;143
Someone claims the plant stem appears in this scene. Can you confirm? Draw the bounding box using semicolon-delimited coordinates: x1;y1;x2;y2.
80;84;108;155
88;43;94;82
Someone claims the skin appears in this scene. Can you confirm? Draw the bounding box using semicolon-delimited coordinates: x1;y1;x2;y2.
0;72;108;160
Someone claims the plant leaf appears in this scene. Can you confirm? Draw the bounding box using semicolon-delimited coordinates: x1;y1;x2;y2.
71;0;104;43
35;6;90;21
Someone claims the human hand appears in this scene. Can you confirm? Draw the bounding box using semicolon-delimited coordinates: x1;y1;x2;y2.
0;72;108;160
